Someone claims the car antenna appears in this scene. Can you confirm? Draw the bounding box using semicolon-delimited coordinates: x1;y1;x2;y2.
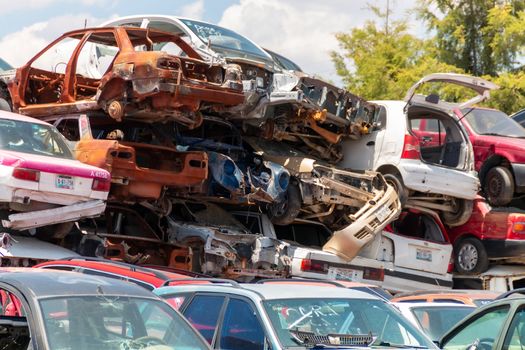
84;19;87;29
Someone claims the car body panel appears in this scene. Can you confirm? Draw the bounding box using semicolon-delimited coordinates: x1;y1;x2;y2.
9;27;244;129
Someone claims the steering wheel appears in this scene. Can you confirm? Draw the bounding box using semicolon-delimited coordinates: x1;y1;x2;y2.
131;336;168;347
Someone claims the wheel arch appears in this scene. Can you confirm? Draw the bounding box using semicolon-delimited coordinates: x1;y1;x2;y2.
376;164;401;177
479;155;512;184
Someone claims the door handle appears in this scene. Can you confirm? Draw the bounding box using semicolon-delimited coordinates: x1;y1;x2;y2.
422;136;432;142
366;141;375;146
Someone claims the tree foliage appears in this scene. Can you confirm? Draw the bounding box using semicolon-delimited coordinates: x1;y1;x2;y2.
331;1;525;114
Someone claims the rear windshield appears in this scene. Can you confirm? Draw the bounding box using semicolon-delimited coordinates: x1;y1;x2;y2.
0;118;73;159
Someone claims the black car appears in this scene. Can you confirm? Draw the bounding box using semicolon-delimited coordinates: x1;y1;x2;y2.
0;268;210;349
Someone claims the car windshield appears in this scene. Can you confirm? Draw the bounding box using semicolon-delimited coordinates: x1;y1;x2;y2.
0;118;73;159
0;57;12;70
263;298;435;349
180;18;271;63
40;295;209;350
463;108;525;137
411;306;474;340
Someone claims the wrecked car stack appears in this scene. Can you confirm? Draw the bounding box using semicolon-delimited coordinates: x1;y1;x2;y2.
0;23;402;283
6;16;515;292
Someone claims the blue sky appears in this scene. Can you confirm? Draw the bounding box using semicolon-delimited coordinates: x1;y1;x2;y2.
0;0;420;85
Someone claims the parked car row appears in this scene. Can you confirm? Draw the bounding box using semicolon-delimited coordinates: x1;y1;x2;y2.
0;262;517;350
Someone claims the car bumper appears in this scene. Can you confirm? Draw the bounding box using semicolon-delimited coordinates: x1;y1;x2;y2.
482;239;525;259
2;199;106;230
511;163;525;191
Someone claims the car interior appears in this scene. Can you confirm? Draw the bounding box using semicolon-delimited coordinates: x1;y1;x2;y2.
408;105;467;170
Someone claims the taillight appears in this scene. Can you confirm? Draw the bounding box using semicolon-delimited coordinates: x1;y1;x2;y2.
508;221;525;239
363;267;384;281
300;259;328;274
12;168;40;182
92;178;111;192
447;255;454;273
401;134;421;159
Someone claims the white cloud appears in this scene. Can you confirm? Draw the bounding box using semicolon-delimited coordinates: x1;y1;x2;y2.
0;13;112;68
180;0;204;20
218;0;421;85
0;0;112;14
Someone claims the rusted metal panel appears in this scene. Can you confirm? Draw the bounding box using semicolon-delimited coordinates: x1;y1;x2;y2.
9;27;244;129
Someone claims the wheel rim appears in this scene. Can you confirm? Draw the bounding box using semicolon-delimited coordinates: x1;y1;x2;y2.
458;243;479;271
487;174;503;199
385;178;399;192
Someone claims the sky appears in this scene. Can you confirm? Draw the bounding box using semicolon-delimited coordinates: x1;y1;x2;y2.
0;0;424;85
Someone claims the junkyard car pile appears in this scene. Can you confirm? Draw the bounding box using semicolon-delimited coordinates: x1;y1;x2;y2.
0;14;524;296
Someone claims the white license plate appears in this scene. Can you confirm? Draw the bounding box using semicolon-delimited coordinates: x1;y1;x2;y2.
327;267;356;281
376;205;391;222
56;175;74;190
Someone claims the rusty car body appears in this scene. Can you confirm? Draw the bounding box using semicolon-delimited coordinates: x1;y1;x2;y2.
44;114;208;202
8;27;244;129
245;137;401;261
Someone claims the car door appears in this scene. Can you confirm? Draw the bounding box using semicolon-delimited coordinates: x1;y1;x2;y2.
385;212;453;275
339;105;388;171
440;304;511;350
179;294;227;344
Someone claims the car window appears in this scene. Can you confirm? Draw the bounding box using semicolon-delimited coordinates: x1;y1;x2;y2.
512;111;525;124
40;296;208;350
0;287;30;348
183;295;225;344
411;306;474;340
55;118;81;142
274;223;331;247
464;108;525;138
503;307;525;350
443;306;509;350
31;36;81;73
219;298;265;350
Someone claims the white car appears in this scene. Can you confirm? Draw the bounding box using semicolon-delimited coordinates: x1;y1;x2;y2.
340;73;497;226
0;110;110;236
393;302;475;341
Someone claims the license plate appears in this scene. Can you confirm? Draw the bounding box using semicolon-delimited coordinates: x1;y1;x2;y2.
56;175;74;190
416;249;432;262
327;267;356;281
376;205;391;222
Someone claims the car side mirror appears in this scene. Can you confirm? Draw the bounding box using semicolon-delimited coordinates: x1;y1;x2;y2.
432;340;441;348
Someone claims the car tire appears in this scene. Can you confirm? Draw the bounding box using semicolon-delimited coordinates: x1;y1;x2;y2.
442;199;473;227
0;98;10;112
483;166;514;206
454;237;489;274
269;180;302;225
383;173;408;206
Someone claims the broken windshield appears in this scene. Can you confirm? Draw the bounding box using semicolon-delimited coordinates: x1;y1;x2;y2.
263;298;434;349
180;18;272;63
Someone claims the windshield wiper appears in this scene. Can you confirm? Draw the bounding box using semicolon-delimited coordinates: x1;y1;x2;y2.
372;341;427;349
480;133;525;138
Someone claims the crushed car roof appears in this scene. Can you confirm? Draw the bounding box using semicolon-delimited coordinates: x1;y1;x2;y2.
0;110;51;125
0;268;155;298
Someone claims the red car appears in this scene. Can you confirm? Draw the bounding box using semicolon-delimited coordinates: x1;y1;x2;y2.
447;196;525;274
415;107;525;206
34;257;208;290
458;107;525;206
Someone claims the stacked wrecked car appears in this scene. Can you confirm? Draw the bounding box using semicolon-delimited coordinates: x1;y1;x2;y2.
0;23;403;282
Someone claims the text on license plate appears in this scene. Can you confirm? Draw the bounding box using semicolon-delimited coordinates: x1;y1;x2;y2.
56;175;74;190
376;205;391;222
327;267;357;281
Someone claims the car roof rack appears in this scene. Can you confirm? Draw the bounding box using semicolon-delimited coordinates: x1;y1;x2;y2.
161;278;240;287
496;288;525;300
256;278;345;287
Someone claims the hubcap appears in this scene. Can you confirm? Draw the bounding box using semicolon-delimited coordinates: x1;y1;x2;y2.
488;174;503;198
458;243;479;271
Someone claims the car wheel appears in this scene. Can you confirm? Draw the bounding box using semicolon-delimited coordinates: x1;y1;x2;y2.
442;199;473;227
483;166;514;206
383;173;408;206
0;98;10;112
269;181;302;225
454;237;489;274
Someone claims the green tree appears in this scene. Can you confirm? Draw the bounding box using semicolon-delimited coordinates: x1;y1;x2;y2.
331;8;463;101
417;0;525;76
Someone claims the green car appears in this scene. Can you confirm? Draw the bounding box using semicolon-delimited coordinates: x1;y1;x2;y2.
438;289;525;350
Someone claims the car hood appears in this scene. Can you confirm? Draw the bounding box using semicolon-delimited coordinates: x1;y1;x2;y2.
475;134;525;150
0;150;110;179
